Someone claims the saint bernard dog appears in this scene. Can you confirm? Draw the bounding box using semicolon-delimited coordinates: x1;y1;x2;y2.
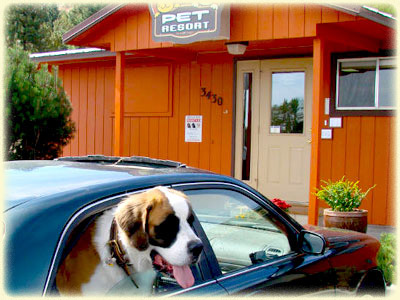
56;186;203;295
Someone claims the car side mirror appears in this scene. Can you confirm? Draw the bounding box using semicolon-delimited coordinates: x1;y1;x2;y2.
299;230;326;255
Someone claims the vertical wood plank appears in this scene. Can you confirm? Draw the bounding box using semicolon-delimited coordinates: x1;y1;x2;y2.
288;4;305;38
71;68;80;156
95;66;105;155
168;65;180;161
138;10;150;49
114;52;125;156
209;63;223;173
273;4;289;39
319;139;332;184
339;12;356;21
188;62;201;168
178;64;190;164
158;117;169;159
147;9;161;48
308;38;325;225
126;14;138;50
230;4;243;41
130;118;140;155
241;4;258;41
321;7;339;23
149;118;159;158
123;117;130;156
257;3;273;40
386;117;396;226
305;5;321;36
220;61;233;175
103;67;115;156
372;117;390;225
331;119;347;180
344;117;361;180
199;63;212;170
139;118;149;156
114;17;126;51
86;67;96;155
61;67;72;156
359;117;376;223
78;67;88;155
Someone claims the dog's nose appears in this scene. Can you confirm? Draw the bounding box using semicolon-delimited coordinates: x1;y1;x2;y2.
188;240;203;259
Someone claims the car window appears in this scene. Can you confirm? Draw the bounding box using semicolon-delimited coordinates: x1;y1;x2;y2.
186;189;293;274
50;197;207;296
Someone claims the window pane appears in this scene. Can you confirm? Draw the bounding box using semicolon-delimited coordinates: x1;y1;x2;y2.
271;72;304;134
338;60;376;108
379;59;396;107
187;189;291;274
242;73;252;180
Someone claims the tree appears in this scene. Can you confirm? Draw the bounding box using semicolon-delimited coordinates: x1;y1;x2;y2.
5;45;75;160
6;4;59;52
6;4;107;52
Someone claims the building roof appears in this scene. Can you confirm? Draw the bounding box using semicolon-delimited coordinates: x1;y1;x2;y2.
29;47;111;62
62;3;396;44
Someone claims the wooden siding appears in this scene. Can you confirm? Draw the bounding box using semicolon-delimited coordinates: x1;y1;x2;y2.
58;58;233;175
77;4;356;51
318;116;396;226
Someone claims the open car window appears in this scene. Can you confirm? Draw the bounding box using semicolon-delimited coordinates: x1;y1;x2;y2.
48;193;207;296
185;189;293;274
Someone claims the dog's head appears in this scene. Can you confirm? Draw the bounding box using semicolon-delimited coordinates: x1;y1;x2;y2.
114;186;203;288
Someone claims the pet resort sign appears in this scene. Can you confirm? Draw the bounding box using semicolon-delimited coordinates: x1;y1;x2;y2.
149;3;230;44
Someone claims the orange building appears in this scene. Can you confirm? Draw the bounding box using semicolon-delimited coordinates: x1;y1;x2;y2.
32;3;396;226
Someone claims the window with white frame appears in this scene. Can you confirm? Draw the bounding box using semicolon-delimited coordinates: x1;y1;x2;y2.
336;57;396;110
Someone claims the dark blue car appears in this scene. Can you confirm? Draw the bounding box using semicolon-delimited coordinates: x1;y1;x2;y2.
4;156;386;296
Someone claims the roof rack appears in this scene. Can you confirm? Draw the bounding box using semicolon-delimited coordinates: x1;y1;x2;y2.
56;155;187;168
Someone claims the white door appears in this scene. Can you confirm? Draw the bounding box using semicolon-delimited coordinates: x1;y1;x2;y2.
235;58;313;204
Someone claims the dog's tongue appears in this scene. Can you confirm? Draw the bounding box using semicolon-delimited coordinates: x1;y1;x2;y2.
153;254;194;289
172;265;194;289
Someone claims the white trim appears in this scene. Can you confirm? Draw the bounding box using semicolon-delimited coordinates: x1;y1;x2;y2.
29;48;105;59
335;56;396;110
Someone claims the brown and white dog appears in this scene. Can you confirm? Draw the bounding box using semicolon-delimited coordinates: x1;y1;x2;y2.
56;186;203;295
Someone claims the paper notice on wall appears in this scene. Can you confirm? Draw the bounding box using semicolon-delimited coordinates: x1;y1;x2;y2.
185;115;202;142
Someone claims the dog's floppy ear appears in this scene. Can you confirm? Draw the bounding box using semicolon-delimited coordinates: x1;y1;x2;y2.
115;194;153;251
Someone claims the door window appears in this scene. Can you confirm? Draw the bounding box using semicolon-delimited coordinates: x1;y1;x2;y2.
186;189;292;274
270;72;305;134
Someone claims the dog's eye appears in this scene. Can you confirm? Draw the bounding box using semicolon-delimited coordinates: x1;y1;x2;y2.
187;213;195;226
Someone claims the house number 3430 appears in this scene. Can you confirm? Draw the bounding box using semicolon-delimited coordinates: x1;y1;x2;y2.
200;87;223;105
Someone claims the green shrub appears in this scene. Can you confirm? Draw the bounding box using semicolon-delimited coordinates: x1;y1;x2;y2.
377;233;396;286
5;45;75;160
315;176;375;212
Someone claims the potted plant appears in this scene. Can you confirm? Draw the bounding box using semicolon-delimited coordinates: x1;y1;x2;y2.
315;176;375;233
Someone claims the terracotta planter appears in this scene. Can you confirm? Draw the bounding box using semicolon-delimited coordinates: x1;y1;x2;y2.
323;208;368;233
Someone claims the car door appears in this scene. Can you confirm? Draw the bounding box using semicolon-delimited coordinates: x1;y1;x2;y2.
44;188;227;297
173;183;336;296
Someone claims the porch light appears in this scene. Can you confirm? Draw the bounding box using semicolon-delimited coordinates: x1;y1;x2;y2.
226;41;248;55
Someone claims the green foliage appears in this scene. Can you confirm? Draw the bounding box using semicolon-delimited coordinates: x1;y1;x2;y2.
6;4;60;52
6;4;107;52
377;233;396;285
315;176;375;212
370;4;396;16
271;98;304;133
6;45;75;160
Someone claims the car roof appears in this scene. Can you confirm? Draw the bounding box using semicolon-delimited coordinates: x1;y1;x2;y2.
4;156;226;211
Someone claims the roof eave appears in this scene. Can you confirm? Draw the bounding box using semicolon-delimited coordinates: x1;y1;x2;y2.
324;4;396;29
62;4;125;44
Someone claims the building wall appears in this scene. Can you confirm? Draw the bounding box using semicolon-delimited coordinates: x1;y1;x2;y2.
57;3;394;226
319;116;396;226
58;57;234;175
